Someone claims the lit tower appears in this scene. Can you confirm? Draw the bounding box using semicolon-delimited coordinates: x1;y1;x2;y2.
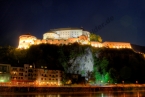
18;33;37;49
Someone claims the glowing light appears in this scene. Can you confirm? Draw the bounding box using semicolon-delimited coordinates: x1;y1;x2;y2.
0;74;11;82
30;65;32;68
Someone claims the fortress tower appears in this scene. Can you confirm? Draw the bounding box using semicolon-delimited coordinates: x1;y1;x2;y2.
18;33;37;49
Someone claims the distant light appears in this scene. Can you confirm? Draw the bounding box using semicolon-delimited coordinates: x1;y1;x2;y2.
30;65;32;68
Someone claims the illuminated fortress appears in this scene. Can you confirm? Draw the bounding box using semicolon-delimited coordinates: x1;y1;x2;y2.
18;28;132;49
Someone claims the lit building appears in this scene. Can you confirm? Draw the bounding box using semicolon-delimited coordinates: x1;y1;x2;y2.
103;42;132;49
10;64;63;86
18;33;37;49
17;27;132;49
18;28;90;49
43;28;90;40
90;41;103;48
11;64;37;84
36;68;63;86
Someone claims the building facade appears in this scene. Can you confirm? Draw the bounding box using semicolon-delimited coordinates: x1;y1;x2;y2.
18;34;37;49
43;28;90;40
9;64;63;86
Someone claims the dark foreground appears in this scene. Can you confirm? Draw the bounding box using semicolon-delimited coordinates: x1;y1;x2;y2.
0;86;144;93
0;91;145;97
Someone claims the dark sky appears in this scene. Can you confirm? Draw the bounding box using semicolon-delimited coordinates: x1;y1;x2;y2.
0;0;145;47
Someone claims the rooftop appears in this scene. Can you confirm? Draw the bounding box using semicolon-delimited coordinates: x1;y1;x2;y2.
49;27;83;31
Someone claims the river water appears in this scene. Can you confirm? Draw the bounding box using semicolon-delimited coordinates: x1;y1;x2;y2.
0;91;145;97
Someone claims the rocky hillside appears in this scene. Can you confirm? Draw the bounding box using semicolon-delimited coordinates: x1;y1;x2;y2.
67;47;94;77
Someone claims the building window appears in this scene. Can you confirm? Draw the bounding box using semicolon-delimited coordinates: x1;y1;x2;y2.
13;68;17;70
19;73;23;76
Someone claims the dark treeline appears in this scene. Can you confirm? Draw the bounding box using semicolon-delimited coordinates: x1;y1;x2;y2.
0;43;89;70
0;44;145;83
92;48;145;83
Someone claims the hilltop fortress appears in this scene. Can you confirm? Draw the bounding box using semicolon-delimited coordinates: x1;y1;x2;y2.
18;28;132;49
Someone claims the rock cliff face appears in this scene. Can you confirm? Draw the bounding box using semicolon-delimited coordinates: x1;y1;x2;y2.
67;47;94;77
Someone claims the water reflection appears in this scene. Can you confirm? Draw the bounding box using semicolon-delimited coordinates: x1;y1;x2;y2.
0;91;145;97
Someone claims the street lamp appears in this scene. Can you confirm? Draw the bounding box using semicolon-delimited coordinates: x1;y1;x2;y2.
136;81;138;84
122;81;124;87
108;80;110;83
136;81;138;87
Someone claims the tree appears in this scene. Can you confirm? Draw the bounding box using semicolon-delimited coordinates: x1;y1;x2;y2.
90;33;102;42
92;65;102;84
109;68;119;83
120;66;132;81
100;57;109;75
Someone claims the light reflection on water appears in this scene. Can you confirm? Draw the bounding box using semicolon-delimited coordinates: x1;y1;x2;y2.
0;91;145;97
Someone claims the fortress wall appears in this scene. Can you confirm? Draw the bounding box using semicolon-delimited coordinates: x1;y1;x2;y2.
34;39;41;45
90;41;102;48
18;33;132;49
103;42;132;49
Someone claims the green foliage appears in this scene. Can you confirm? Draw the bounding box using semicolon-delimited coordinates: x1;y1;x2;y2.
93;65;102;83
100;57;109;75
104;73;110;83
109;68;118;83
92;48;145;83
90;33;102;42
92;53;111;84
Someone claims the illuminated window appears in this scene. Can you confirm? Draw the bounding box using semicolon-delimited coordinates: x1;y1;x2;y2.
30;65;32;68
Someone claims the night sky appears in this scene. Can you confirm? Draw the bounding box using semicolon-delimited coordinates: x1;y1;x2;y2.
0;0;145;47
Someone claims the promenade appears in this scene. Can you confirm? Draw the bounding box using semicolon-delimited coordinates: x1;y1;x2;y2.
0;84;145;93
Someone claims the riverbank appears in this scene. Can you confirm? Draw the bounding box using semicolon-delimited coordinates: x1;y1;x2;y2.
0;85;144;93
